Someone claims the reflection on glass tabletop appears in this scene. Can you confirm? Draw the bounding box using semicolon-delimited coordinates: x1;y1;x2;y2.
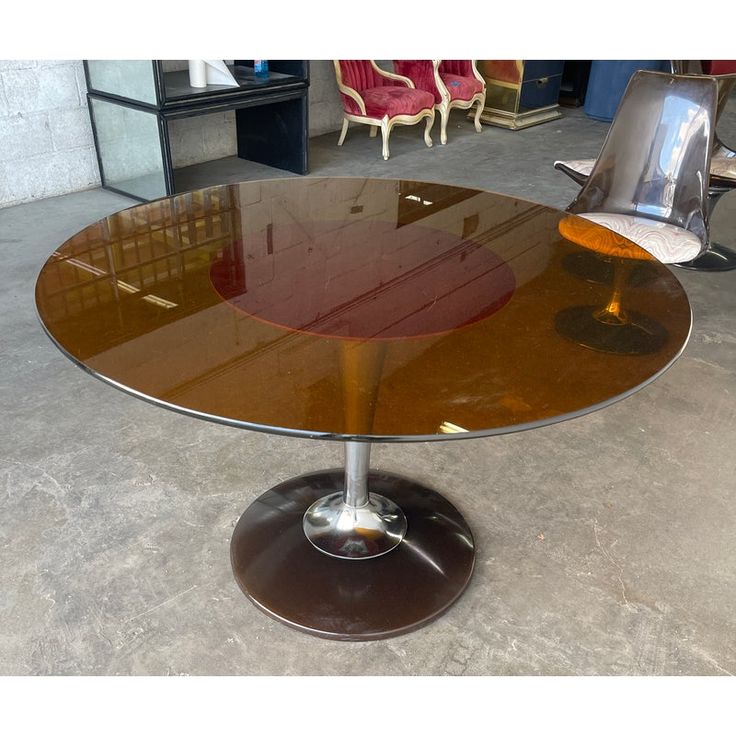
35;177;692;441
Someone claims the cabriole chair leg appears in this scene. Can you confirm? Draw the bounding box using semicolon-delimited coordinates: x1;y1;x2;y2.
380;117;390;160
337;118;349;147
474;96;485;132
424;114;434;148
370;125;378;138
439;103;449;145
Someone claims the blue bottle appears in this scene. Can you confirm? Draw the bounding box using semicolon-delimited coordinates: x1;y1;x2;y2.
254;60;269;78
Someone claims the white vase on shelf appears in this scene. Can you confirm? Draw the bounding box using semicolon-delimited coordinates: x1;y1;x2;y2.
188;60;207;88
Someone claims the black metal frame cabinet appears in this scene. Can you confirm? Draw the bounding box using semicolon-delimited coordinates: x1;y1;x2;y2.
84;60;309;201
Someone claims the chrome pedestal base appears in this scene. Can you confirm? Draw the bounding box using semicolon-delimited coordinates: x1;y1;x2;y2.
555;305;669;356
674;242;736;272
303;491;407;559
230;469;475;641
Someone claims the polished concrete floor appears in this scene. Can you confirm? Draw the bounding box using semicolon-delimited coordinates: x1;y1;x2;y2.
2;106;735;675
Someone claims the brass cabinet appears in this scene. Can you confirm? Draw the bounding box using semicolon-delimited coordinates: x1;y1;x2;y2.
475;60;564;130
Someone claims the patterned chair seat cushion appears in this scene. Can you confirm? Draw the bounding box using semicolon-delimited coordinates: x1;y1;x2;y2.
439;73;484;102
577;212;703;263
361;87;435;118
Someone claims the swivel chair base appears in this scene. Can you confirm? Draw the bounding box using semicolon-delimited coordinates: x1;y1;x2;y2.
674;241;736;272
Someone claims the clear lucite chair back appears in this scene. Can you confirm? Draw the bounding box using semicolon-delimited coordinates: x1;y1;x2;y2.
568;70;719;247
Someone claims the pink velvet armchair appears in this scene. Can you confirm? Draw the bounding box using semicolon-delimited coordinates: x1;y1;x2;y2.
333;60;435;160
393;60;486;144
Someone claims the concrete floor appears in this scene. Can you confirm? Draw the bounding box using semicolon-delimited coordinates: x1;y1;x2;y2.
2;105;735;676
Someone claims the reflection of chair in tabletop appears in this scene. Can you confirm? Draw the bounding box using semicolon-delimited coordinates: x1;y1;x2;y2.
556;67;733;271
393;60;486;145
555;216;669;355
333;60;435;160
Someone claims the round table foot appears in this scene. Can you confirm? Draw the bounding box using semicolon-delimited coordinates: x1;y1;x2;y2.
673;242;736;272
555;305;669;355
231;469;475;641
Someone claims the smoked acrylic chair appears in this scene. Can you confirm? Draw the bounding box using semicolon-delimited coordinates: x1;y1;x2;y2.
333;60;435;160
555;65;735;270
393;60;486;144
560;70;718;266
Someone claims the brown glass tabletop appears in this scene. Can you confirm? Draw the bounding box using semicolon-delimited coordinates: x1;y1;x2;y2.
35;177;692;640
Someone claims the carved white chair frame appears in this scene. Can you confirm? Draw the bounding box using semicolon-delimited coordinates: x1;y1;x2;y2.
334;60;435;160
432;60;486;145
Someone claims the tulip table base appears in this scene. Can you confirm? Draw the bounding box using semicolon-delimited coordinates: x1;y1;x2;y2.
230;468;475;641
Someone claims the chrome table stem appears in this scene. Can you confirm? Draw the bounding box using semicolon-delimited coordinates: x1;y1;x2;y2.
343;440;370;507
302;441;408;559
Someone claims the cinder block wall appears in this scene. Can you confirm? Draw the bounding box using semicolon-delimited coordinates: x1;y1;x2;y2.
308;60;345;137
0;60;100;209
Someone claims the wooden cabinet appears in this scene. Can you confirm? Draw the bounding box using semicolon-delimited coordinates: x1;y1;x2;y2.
475;60;564;130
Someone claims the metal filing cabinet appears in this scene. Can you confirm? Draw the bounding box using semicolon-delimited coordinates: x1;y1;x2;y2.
475;60;564;130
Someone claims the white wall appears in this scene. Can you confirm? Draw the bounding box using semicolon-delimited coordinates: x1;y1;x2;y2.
0;60;100;209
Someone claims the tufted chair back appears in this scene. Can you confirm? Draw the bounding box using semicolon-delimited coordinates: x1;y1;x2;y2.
393;61;439;101
337;61;386;92
439;60;474;77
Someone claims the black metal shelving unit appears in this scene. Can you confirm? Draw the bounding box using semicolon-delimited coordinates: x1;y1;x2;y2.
84;60;309;201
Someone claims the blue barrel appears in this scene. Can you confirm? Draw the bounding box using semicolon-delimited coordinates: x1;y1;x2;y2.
584;60;669;121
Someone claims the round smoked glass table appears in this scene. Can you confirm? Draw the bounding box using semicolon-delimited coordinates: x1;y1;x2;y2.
35;177;692;641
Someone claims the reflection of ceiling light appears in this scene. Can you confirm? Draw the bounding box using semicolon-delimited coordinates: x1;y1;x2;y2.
65;258;106;276
63;256;141;294
116;281;140;294
142;295;178;309
438;421;467;434
404;195;434;206
60;253;176;309
400;538;445;575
